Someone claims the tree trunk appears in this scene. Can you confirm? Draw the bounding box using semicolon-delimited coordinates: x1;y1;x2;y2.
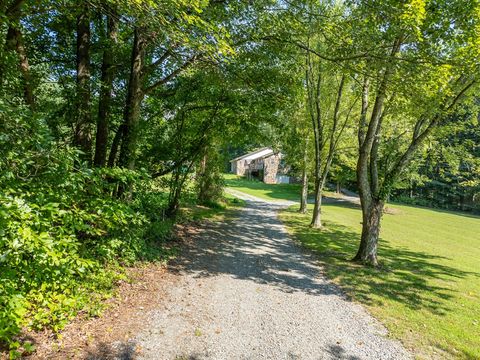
4;0;34;108
94;14;117;167
118;28;146;170
299;165;308;213
73;5;92;163
310;177;323;228
299;137;309;213
353;199;384;266
197;152;209;204
167;169;182;218
107;124;124;167
6;25;35;108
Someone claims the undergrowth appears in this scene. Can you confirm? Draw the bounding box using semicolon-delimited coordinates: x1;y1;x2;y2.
0;110;207;358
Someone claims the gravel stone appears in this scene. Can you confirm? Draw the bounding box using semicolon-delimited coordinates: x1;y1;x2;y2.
135;191;411;360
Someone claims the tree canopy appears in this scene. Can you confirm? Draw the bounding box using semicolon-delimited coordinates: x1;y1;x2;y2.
1;0;479;354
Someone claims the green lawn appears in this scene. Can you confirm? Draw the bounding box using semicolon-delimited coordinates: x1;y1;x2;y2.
225;175;480;359
224;173;338;201
224;173;303;201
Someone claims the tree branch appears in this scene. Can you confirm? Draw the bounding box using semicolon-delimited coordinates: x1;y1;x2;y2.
143;55;198;94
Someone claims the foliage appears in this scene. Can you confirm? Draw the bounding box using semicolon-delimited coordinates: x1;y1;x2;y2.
0;105;173;353
196;149;225;206
392;105;480;213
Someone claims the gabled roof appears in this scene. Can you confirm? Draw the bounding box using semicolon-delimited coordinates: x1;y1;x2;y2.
230;147;274;162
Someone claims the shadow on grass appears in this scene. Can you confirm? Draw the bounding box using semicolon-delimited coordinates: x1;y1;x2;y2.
282;206;478;316
389;200;480;220
171;197;477;318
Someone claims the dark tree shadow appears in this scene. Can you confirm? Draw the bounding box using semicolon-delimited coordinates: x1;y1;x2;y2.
170;198;479;318
85;341;136;360
282;201;479;317
325;344;362;360
170;200;344;298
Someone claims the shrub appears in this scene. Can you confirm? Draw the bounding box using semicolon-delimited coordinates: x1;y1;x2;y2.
0;108;172;354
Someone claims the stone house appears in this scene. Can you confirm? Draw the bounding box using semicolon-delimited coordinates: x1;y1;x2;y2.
230;147;290;184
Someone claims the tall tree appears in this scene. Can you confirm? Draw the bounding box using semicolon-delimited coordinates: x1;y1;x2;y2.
94;11;118;167
73;3;92;162
348;0;480;265
117;27;146;170
2;0;35;108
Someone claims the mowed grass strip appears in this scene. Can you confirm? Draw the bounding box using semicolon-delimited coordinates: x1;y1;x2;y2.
224;173;303;201
280;202;480;359
224;175;480;359
223;173;339;201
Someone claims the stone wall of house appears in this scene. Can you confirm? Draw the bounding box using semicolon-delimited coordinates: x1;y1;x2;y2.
235;160;246;176
263;154;280;184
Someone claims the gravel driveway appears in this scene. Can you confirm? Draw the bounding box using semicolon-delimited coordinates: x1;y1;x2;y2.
134;191;411;360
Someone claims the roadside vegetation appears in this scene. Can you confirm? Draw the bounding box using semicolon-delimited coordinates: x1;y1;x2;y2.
1;0;283;355
2;0;479;358
0;138;241;357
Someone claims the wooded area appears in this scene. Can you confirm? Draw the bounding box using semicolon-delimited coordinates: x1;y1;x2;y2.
1;0;479;356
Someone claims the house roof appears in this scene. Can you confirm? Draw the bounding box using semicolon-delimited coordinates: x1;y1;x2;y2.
230;147;275;162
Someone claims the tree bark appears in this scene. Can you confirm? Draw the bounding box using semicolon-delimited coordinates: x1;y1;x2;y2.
299;138;309;213
197;152;208;203
353;199;384;266
6;25;35;108
118;27;146;170
306;54;323;228
166;171;182;218
309;74;345;228
73;4;92;163
3;0;34;108
167;160;195;218
354;38;402;265
299;166;308;214
107;124;125;167
310;177;323;227
94;14;117;167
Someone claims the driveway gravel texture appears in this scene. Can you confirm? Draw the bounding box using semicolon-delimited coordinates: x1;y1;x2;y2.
101;190;411;360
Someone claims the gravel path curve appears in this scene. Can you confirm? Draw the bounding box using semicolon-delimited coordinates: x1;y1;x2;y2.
134;190;411;360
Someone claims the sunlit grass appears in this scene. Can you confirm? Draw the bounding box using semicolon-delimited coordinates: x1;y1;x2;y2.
224;173;342;202
280;203;480;359
223;173;303;201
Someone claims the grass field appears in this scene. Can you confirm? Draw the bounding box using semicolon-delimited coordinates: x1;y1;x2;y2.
224;173;304;201
225;174;480;359
224;173;338;201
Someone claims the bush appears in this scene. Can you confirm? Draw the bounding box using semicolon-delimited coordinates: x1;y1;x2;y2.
0;108;172;354
196;151;225;205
